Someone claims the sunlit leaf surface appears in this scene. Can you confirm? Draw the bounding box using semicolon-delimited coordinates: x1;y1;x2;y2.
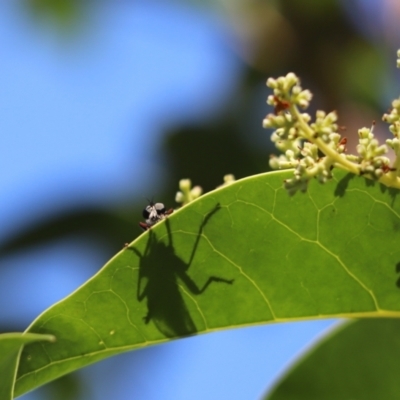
14;169;400;396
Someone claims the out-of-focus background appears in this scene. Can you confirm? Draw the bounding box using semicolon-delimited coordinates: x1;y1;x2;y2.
1;1;399;399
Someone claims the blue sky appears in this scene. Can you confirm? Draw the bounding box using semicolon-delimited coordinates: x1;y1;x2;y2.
0;2;337;399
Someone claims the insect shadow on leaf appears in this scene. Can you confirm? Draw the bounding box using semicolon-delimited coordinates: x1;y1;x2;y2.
395;261;400;289
127;203;234;338
378;184;399;207
334;172;354;197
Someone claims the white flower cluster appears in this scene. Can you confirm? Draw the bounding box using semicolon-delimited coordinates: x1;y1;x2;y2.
351;124;391;178
219;174;236;187
175;179;203;205
263;52;400;195
265;73;313;110
175;174;236;206
382;51;400;164
397;49;400;69
383;97;400;177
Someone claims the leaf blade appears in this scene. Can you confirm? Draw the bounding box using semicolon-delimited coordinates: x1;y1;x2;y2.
15;169;400;396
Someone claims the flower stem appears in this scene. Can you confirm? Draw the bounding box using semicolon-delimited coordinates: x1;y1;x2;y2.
291;105;400;190
291;106;360;175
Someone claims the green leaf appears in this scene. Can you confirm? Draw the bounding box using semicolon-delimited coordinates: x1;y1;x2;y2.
14;169;400;396
0;333;54;400
24;0;82;28
264;318;400;399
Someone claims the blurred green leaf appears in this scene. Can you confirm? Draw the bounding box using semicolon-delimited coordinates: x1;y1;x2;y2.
13;169;400;396
164;121;269;193
39;373;86;400
24;0;81;27
338;41;385;107
0;332;54;400
265;319;400;399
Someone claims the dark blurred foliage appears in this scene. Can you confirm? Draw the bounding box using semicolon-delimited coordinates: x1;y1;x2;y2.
0;207;132;258
276;0;385;109
33;373;88;400
164;117;270;194
24;0;84;28
1;0;394;398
